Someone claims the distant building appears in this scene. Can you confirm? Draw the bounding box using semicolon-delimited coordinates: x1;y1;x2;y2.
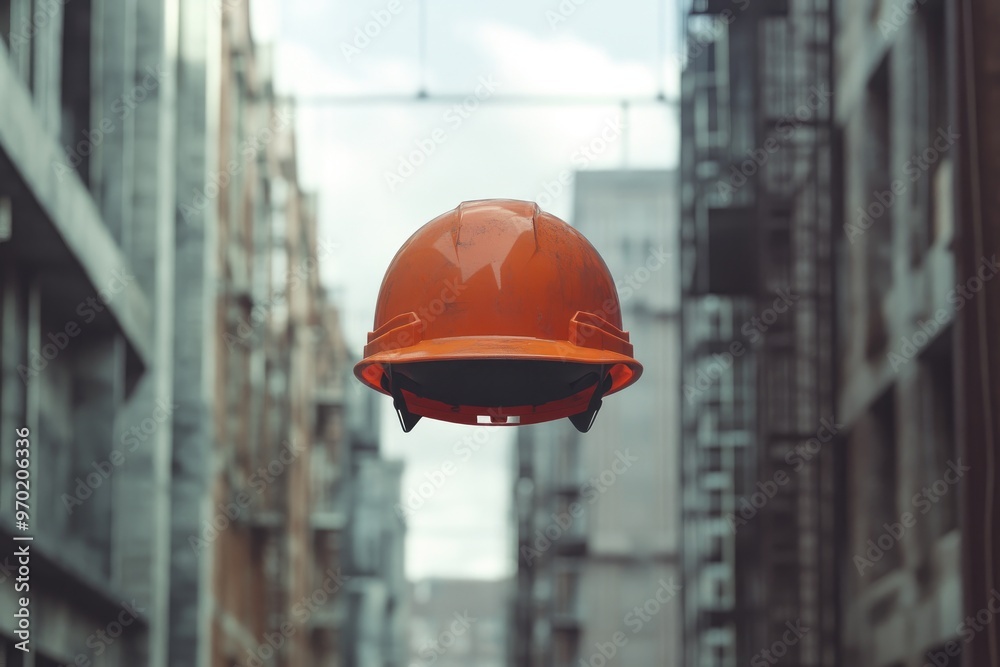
511;170;681;667
678;1;836;664
340;390;408;667
336;335;407;667
411;578;507;667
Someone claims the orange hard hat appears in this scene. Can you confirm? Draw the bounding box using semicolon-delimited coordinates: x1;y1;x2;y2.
354;199;642;433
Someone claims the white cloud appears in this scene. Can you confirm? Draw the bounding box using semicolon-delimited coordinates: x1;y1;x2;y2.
470;22;658;95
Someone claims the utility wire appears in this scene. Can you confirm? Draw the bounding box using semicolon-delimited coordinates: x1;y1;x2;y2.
419;0;428;96
283;93;679;107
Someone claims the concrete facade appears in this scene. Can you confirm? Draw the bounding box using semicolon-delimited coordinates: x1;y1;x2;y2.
410;578;507;667
0;0;175;664
833;0;962;664
679;0;838;663
0;1;378;665
677;0;989;665
510;170;682;667
340;408;408;667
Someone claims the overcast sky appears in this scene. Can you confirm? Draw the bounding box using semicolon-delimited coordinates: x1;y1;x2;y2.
252;0;682;581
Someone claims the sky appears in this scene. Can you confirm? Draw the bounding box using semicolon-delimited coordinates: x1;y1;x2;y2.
251;0;682;581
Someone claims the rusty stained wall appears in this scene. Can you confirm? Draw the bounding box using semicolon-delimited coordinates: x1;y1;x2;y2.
209;2;272;665
206;7;348;658
205;1;341;666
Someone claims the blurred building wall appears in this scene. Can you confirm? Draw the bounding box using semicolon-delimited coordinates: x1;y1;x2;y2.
678;0;971;666
0;0;178;663
410;578;507;667
677;6;763;662
952;1;1000;665
340;395;408;667
0;1;387;665
677;0;840;665
510;170;681;667
832;0;961;664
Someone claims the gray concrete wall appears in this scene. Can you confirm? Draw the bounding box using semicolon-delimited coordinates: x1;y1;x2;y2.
0;0;173;662
834;1;962;665
114;0;178;665
511;171;682;667
168;1;220;665
573;170;682;667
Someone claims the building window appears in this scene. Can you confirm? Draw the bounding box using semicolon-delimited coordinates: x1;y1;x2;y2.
707;533;724;562
920;330;958;536
0;0;11;51
5;0;35;90
864;57;892;357
552;627;580;667
911;0;949;263
868;389;900;577
921;644;961;666
60;0;93;187
553;567;579;616
708;487;723;513
0;636;27;666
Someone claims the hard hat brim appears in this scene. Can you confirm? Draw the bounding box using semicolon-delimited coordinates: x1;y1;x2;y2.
353;335;642;398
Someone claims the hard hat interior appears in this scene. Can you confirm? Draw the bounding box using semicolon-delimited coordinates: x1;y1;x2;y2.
393;359;604;406
376;359;616;433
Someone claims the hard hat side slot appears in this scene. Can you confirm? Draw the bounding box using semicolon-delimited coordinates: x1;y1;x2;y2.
382;364;422;433
568;366;612;433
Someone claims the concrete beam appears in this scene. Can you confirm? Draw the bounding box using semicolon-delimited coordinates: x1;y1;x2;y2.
0;39;152;368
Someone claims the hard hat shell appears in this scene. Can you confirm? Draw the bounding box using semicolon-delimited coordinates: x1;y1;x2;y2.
354;199;642;432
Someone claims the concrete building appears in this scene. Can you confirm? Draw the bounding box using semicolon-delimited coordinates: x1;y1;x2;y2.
0;0;179;663
340;382;408;667
677;9;760;661
511;170;681;667
410;578;507;667
511;417;581;667
678;0;836;664
0;1;372;665
832;0;962;664
171;2;357;665
678;0;850;662
679;0;1000;666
